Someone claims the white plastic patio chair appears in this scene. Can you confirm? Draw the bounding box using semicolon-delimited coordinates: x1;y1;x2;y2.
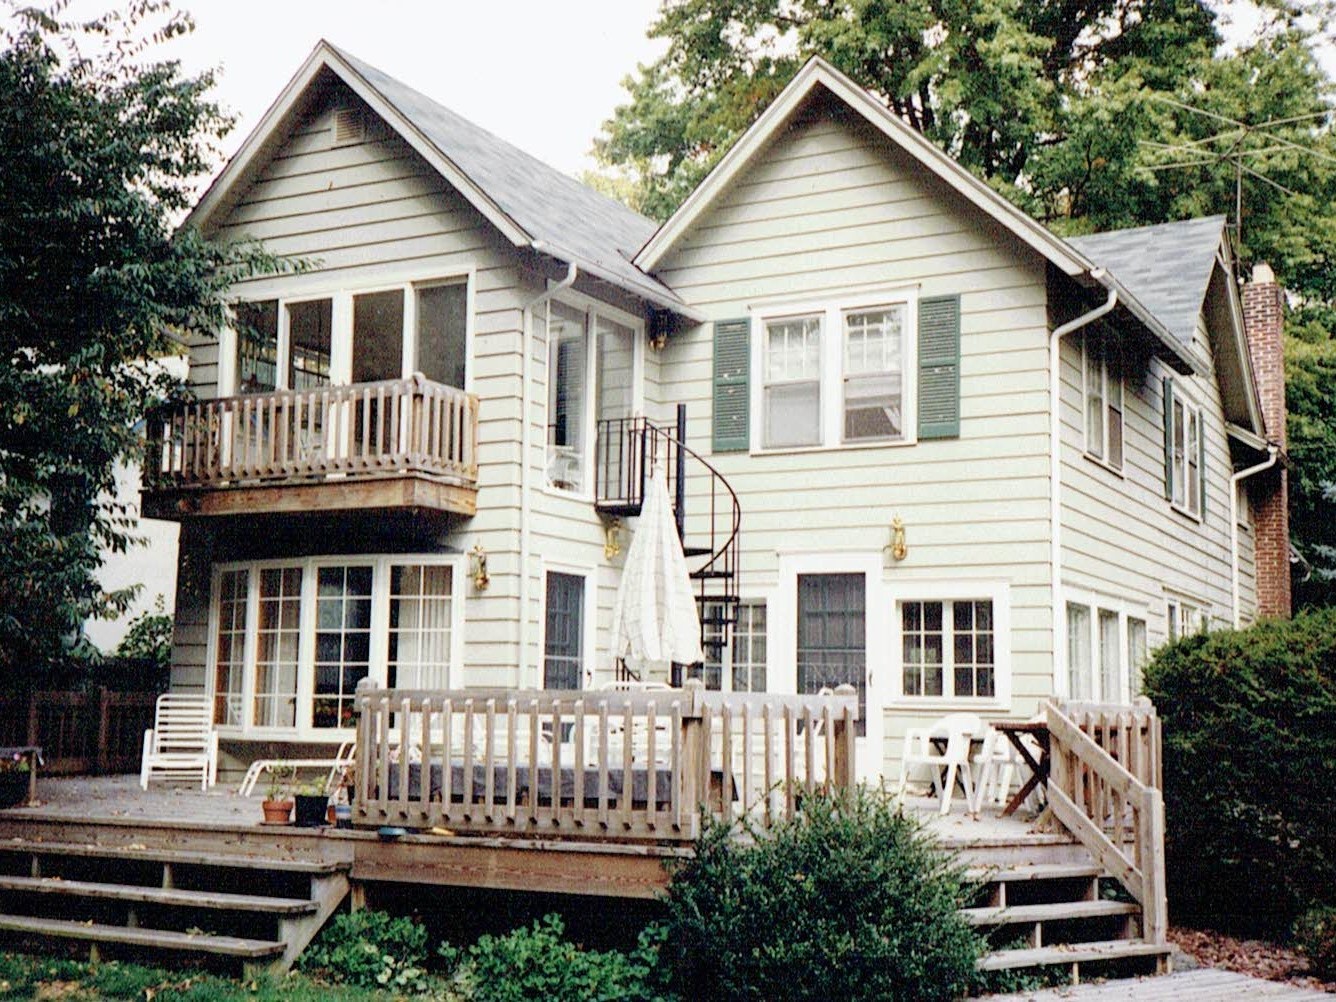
971;718;1044;813
238;741;356;797
896;712;984;816
140;694;218;790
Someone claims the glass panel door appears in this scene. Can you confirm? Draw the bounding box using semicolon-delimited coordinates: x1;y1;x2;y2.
254;567;302;728
797;573;866;734
313;565;373;729
352;290;406;383
415;283;468;388
544;572;584;690
388;563;455;690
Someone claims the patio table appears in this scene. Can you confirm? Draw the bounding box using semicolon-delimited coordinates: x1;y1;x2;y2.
0;746;43;807
993;721;1049;817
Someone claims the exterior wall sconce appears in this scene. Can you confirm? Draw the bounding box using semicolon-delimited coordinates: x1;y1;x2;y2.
604;518;623;560
648;310;670;351
469;543;490;591
887;515;908;561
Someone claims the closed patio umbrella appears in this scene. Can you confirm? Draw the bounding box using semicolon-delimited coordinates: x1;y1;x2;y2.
609;465;704;678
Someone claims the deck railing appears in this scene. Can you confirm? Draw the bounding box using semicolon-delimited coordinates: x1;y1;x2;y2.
145;374;478;489
0;689;158;775
1046;699;1166;944
353;681;858;842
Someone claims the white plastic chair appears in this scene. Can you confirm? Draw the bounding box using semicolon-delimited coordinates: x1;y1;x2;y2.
238;741;355;797
896;712;984;816
140;694;218;790
972;717;1045;813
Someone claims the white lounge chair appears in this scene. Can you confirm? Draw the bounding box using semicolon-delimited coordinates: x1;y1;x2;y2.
238;741;356;797
140;694;218;790
896;712;984;816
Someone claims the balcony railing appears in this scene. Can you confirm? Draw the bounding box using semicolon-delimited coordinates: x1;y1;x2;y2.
144;374;478;494
353;682;859;842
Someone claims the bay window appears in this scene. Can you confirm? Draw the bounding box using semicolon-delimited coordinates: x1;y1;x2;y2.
209;555;463;737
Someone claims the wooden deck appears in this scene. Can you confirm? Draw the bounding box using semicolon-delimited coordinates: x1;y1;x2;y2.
980;968;1331;1000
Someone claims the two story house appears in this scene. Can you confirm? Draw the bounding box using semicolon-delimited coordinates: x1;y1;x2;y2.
146;44;1288;780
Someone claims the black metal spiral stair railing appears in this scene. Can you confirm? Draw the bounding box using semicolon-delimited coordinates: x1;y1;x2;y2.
594;403;741;670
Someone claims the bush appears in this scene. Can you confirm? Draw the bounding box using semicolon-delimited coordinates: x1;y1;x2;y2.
297;909;430;992
1142;608;1336;935
1294;906;1336;979
442;913;667;1002
655;786;984;1002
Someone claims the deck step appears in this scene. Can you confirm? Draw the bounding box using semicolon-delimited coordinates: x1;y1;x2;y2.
964;863;1102;884
962;899;1139;926
0;914;285;959
0;875;317;914
977;938;1171;972
0;840;345;873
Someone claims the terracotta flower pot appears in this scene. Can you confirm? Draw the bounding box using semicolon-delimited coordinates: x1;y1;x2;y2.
261;798;293;824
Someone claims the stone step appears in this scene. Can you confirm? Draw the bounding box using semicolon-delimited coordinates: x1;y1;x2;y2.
963;899;1139;926
0;913;285;960
0;839;345;873
0;875;317;914
978;938;1172;972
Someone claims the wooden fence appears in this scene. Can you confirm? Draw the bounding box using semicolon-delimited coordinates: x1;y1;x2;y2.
0;690;158;775
1046;699;1167;945
353;681;859;842
145;373;478;489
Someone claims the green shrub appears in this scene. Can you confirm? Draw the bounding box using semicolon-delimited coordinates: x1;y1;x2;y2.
442;913;667;1002
297;909;430;992
655;786;985;1002
1142;608;1336;935
1294;906;1336;979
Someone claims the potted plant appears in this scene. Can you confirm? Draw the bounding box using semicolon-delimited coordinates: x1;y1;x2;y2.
261;765;295;824
0;753;30;809
293;779;329;828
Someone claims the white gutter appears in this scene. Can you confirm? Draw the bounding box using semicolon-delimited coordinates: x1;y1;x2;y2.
1230;445;1280;628
530;239;705;324
1050;276;1117;697
518;262;578;687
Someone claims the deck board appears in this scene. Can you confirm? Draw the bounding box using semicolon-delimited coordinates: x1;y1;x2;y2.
980;968;1330;1000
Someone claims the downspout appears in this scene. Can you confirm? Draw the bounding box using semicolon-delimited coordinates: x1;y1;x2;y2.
1230;445;1280;628
1050;274;1117;697
519;262;578;687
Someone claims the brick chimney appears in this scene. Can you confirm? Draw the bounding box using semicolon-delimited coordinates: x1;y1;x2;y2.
1240;263;1291;619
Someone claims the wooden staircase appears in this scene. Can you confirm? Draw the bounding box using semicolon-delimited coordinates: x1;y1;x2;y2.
595;405;742;667
0;838;349;976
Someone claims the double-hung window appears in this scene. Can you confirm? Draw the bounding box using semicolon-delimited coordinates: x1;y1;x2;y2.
1083;337;1123;469
755;291;915;450
1166;597;1208;642
1066;597;1151;702
902;600;995;700
1167;389;1205;517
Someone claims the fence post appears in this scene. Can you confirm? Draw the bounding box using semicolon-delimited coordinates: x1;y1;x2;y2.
832;684;856;792
1140;786;1168;944
96;688;112;775
680;679;705;836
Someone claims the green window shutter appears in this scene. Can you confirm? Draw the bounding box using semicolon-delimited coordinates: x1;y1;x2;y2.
712;318;751;452
1199;418;1208;520
1162;377;1174;500
918;295;961;439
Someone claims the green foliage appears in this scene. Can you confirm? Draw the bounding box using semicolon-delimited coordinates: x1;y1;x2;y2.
1294;905;1336;979
297;909;430;992
0;2;286;677
1284;324;1336;604
441;913;668;1002
655;786;984;1002
113;595;173;667
1142;608;1336;935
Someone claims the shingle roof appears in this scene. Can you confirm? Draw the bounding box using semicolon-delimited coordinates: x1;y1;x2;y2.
329;46;680;309
1067;216;1227;345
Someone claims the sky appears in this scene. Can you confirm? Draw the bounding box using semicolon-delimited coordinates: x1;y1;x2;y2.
167;0;668;179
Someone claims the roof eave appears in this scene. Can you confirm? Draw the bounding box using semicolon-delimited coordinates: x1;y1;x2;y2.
1093;270;1208;377
531;241;705;323
634;58;1094;279
1216;247;1267;436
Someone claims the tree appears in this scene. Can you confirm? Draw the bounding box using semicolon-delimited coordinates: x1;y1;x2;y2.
0;2;279;678
593;0;1336;607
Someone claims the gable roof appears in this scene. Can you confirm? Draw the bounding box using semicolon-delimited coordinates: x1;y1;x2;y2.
1068;216;1227;347
186;42;694;318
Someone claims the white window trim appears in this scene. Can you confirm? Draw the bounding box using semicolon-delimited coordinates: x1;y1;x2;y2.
537;559;599;689
1060;588;1149;704
700;597;768;693
749;287;919;455
1167;383;1205;521
1164;589;1211;643
222;268;476;396
1081;337;1123;474
542;292;645;503
886;578;1013;711
206;553;465;742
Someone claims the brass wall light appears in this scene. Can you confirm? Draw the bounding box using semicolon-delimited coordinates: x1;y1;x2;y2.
469;542;490;591
886;515;908;562
604;518;623;560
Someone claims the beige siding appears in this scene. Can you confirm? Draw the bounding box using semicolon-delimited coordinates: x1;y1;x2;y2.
651;97;1056;774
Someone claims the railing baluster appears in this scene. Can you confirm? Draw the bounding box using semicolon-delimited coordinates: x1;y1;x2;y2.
505;698;518;823
441;698;453;825
462;699;475;820
573;698;586;829
597;701;610;829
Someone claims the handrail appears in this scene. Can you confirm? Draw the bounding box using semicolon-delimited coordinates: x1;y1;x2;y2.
145;373;479;490
353;682;858;842
1045;699;1167;945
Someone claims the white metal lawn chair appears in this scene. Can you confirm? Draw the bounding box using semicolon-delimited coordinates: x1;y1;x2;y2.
896;712;984;816
140;694;219;790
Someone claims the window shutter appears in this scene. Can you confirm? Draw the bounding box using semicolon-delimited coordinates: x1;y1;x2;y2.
1162;377;1174;500
1198;418;1208;519
712;318;751;452
918;295;961;439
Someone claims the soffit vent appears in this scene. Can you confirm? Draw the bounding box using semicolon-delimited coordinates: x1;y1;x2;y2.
332;107;365;147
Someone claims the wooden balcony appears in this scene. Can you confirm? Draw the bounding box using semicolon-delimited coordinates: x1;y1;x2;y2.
141;375;479;519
